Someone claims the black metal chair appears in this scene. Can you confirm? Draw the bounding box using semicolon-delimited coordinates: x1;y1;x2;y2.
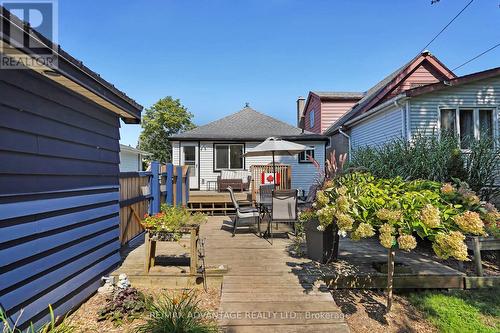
227;186;260;236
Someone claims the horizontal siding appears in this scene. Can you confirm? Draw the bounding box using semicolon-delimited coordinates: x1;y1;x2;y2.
321;99;359;133
0;69;123;329
386;61;442;100
303;95;322;133
0;69;121;195
171;141;180;165
409;76;500;136
196;141;325;193
119;151;141;172
409;76;500;186
350;106;403;150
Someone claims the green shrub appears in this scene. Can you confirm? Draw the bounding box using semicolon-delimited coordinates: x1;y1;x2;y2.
135;290;217;333
349;133;500;200
313;172;500;258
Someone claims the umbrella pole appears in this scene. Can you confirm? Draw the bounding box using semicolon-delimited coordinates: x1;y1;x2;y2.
272;151;276;187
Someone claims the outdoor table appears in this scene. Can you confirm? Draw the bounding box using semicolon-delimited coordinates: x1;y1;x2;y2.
255;197;272;238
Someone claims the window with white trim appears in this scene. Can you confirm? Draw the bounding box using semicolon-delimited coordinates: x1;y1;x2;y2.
214;144;244;170
309;110;315;128
298;146;315;163
440;108;494;149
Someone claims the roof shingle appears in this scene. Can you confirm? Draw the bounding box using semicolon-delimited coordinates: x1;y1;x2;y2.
170;107;326;141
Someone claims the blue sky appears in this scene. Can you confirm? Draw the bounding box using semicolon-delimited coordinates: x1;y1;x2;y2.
57;0;499;146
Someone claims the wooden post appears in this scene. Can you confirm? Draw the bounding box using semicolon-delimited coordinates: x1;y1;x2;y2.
387;248;395;312
150;161;160;214
166;163;174;205
472;236;484;277
190;227;199;275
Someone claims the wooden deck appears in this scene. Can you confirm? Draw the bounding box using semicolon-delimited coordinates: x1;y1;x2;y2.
187;190;252;215
114;216;349;332
319;238;466;289
113;216;467;331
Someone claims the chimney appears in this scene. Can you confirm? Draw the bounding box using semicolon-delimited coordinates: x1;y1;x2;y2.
296;96;305;128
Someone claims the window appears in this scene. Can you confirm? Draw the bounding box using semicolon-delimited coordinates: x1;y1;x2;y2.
440;108;494;149
298;146;315;163
214;144;244;170
309;110;315;128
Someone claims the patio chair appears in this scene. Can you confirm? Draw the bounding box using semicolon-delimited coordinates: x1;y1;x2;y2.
269;189;299;239
259;184;275;205
227;186;260;236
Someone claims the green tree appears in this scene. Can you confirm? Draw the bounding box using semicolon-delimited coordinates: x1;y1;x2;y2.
138;97;195;163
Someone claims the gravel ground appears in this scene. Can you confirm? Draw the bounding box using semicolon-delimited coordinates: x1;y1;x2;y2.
67;287;221;333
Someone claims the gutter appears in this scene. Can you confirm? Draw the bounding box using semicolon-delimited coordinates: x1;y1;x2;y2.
338;127;351;161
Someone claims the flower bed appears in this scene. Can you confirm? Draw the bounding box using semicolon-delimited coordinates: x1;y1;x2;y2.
141;204;207;241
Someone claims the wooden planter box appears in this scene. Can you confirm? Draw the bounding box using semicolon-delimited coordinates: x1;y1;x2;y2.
465;236;500;276
144;225;200;275
305;218;339;263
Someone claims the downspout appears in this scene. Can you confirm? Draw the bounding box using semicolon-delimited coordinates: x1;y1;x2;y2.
394;99;409;141
338;127;351;161
394;99;405;139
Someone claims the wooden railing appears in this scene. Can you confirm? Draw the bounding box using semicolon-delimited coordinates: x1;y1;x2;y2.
118;162;190;246
250;164;292;201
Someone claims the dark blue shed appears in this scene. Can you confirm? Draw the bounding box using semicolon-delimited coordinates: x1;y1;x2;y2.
0;7;142;329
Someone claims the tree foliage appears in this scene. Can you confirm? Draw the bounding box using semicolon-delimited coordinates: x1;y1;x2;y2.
138;97;195;163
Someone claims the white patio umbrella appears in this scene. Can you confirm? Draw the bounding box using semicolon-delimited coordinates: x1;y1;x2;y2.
243;137;306;185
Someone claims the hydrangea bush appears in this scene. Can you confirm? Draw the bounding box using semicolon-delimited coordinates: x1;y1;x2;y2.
313;172;499;260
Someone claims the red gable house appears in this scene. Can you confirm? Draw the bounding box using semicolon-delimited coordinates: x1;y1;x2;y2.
298;51;456;134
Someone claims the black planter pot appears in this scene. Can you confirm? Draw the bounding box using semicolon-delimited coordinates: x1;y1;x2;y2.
305;219;336;263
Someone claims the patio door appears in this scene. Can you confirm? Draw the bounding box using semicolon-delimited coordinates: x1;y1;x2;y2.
181;143;199;189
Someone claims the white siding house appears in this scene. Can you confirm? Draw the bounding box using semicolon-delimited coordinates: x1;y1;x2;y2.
350;106;404;150
119;145;150;172
172;140;325;192
170;106;328;192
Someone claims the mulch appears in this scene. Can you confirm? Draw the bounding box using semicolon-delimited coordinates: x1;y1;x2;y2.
331;289;437;333
67;287;221;333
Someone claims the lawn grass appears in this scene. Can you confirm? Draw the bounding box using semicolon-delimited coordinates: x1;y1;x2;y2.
407;287;500;333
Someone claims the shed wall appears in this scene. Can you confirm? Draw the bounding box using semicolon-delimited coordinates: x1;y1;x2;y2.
0;69;121;329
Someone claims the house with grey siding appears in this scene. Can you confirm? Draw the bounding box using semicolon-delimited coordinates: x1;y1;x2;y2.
0;8;142;329
119;144;150;172
322;52;499;160
169;106;328;193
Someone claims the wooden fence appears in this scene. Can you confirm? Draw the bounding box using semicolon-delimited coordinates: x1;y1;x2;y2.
250;164;291;201
118;161;190;245
119;172;151;244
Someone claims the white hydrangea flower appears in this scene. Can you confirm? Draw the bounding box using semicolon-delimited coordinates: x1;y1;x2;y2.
338;230;347;237
317;225;325;231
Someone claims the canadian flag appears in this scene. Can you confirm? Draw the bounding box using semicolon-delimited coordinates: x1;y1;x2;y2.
261;172;280;185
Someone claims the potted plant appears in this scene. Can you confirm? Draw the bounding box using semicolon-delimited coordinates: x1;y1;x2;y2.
301;208;335;263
